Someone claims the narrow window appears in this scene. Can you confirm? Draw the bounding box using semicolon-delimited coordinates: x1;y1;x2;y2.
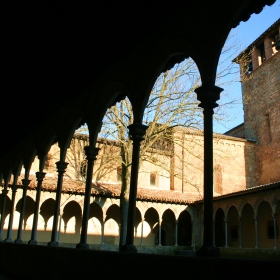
230;226;238;241
150;172;157;187
266;221;278;239
214;164;222;194
263;113;272;144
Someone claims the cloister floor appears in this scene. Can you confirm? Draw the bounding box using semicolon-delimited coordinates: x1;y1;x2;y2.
0;242;279;279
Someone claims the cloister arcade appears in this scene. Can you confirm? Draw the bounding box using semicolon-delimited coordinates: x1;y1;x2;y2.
1;2;277;268
0;188;194;248
1;178;280;251
211;183;280;249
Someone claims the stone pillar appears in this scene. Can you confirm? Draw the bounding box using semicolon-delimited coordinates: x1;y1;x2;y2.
140;218;144;246
238;216;242;248
272;213;278;249
195;85;222;257
0;182;9;240
101;222;105;244
76;146;99;250
15;179;31;243
254;215;258;249
175;219;178;246
158;219;162;246
5;185;17;242
120;123;148;253
224;218;228;248
28;172;46;245
48;161;68;247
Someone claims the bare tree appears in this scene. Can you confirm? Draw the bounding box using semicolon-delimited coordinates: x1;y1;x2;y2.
63;32;242;246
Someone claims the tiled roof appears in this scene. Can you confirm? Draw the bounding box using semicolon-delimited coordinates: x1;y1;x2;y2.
5;175;280;205
195;181;280;203
10;174;198;204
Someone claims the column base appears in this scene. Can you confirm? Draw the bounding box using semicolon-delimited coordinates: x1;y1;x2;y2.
28;240;37;245
14;239;23;244
76;243;89;250
4;238;13;243
48;241;59;247
119;244;137;253
196;244;220;257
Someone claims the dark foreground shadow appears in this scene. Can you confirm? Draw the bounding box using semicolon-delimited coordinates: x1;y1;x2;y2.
0;242;279;280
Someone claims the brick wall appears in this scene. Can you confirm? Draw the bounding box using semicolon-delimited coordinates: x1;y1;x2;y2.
242;51;280;185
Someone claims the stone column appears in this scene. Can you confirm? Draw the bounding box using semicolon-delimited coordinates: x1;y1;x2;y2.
57;213;62;243
101;222;105;245
224;218;228;248
15;179;31;243
272;213;278;249
175;219;178;246
195;85;222;257
140;218;144;246
238;216;242;248
101;215;106;245
28;171;46;245
5;185;17;242
0;182;9;240
120;123;148;253
158;219;162;246
76;146;99;250
48;161;68;247
254;214;258;249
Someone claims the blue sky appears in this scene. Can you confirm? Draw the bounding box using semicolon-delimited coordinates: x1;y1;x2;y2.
214;0;280;133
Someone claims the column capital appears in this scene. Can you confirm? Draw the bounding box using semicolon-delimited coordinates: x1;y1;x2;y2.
55;161;68;173
11;185;18;192
238;216;242;221
128;123;148;143
84;146;100;161
195;84;223;111
35;172;46;181
254;214;258;220
142;218;145;222
1;189;8;195
22;179;31;188
272;213;277;219
224;218;228;223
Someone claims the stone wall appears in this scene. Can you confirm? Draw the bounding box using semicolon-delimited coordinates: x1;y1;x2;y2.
173;130;257;195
